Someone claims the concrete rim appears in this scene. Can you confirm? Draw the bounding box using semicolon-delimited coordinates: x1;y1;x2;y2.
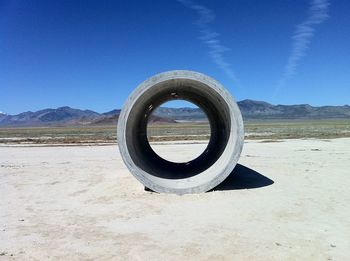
117;70;244;194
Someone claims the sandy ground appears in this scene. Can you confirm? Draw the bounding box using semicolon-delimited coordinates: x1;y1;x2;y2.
1;139;350;260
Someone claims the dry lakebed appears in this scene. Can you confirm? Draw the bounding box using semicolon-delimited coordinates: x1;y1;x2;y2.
1;138;350;260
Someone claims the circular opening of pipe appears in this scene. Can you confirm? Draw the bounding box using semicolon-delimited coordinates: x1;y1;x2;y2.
118;70;244;192
146;100;211;163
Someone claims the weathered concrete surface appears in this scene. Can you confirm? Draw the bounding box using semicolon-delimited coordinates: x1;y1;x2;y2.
117;70;244;194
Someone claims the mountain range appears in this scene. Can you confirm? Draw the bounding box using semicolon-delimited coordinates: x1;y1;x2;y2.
0;100;349;127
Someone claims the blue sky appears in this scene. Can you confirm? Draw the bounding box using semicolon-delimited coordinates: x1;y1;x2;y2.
0;0;349;114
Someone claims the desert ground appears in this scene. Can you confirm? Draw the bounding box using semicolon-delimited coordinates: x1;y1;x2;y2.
1;138;350;260
1;119;349;145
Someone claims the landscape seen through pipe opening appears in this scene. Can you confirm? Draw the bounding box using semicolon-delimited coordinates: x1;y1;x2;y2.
147;100;211;163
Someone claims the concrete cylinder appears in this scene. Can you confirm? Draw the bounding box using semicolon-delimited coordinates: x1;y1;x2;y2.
117;70;244;194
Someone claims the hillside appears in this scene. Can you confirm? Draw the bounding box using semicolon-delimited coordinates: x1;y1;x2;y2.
152;100;350;121
0;100;349;127
238;100;350;119
0;107;100;127
153;107;207;121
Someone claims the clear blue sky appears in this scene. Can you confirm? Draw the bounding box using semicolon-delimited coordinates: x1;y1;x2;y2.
1;0;349;114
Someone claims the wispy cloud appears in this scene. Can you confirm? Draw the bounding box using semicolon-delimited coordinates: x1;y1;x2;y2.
274;0;330;96
178;0;241;87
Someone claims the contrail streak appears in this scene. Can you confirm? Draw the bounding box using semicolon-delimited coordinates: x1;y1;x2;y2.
274;0;330;97
178;0;241;87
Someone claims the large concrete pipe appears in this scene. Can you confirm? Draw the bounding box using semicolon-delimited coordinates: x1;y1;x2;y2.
117;70;244;194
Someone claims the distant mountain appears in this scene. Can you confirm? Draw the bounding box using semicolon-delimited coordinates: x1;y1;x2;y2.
0;106;100;127
153;107;207;121
90;113;119;125
0;106;175;127
90;112;176;125
238;99;350;119
0;113;7;122
89;109;122;125
102;109;121;116
148;115;177;124
151;100;350;121
0;100;349;127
